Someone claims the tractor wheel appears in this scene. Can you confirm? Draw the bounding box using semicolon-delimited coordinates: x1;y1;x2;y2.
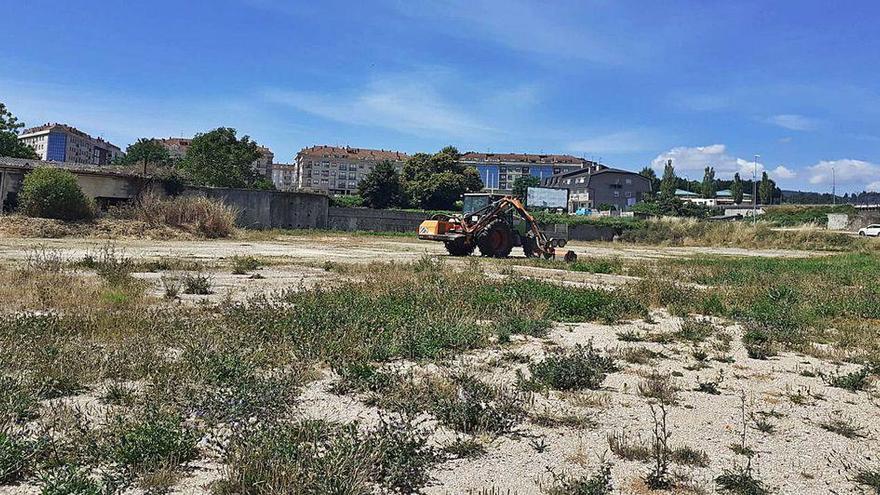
444;237;475;256
522;236;539;258
477;220;514;258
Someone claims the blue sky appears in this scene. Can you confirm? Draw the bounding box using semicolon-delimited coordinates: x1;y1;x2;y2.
2;0;879;192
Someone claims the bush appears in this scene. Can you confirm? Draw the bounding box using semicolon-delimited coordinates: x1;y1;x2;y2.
529;343;618;391
19;168;94;221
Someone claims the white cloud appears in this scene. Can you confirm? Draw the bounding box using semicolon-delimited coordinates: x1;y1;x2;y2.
868;181;880;192
568;130;661;155
807;159;880;190
651;144;768;179
771;165;797;179
264;72;495;139
765;114;819;131
388;0;633;65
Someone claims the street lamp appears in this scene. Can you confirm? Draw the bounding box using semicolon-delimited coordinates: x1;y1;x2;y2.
752;155;760;225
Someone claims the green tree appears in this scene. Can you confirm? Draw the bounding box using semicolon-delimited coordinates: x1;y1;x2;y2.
358;160;405;209
19;168;93;220
512;175;540;200
178;128;265;189
759;171;773;205
731;173;744;204
401;146;482;210
0;103;39;159
701;166;716;199
639;166;660;194
121;138;171;168
659;159;677;199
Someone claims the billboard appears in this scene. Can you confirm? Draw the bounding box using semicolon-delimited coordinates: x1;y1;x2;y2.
527;187;568;209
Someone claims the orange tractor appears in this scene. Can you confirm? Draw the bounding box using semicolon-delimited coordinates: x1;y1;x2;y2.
417;196;576;260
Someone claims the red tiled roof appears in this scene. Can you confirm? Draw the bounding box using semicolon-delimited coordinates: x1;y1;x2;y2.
298;145;409;161
460;152;589;165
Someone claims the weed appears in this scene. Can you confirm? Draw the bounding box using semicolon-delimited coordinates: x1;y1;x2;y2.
618;346;661;365
543;460;613;495
670;445;710;468
819;415;865;439
675;317;716;343
695;371;724;395
219;418;436;495
607;430;651;462
181;270;213;295
430;375;525;435
100;383;136;406
494;314;551;340
0;376;39;422
616;329;646;342
638;371;679;405
530;409;596;429
529;342;617;391
824;367;872;392
103;408;198;475
443;438;487;459
645;403;672;490
0;429;31;484
530;437;549;453
38;465;103;495
230;255;261;275
160;275;180;299
715;466;770;495
331;362;399;395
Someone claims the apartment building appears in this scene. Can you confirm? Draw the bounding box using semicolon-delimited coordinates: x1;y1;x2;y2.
543;166;652;212
17;123;123;165
156;138;274;179
459;152;592;193
271;163;297;191
294;145;409;195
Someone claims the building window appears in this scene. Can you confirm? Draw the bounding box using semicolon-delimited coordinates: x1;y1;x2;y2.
625;178;632;185
625;191;632;197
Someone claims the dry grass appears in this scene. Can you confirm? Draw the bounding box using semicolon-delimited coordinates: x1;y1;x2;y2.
122;192;238;238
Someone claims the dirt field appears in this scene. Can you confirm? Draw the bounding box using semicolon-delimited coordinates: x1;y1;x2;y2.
0;232;876;495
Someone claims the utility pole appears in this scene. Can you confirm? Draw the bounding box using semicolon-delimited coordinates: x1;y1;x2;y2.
832;167;836;205
752;155;760;225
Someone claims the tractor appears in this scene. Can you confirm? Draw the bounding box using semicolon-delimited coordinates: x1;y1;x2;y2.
417;196;576;261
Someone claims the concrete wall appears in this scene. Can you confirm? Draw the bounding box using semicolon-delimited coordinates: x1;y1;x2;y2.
184;187;328;229
540;223;617;242
827;213;849;230
847;211;880;231
328;207;427;232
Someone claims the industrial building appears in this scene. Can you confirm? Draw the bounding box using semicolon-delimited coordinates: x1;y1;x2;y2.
459;152;592;193
17;124;123;165
543;166;652;212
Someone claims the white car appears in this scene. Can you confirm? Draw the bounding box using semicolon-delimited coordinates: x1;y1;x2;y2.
858;224;880;237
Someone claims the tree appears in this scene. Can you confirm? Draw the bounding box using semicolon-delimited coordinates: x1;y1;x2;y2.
659;159;677;199
178;128;265;189
19;168;93;221
731;173;744;204
358;160;404;209
759;171;773;205
121;138;171;169
0;103;39;159
639;167;660;194
701;166;716;199
401;146;482;210
512;175;540;200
